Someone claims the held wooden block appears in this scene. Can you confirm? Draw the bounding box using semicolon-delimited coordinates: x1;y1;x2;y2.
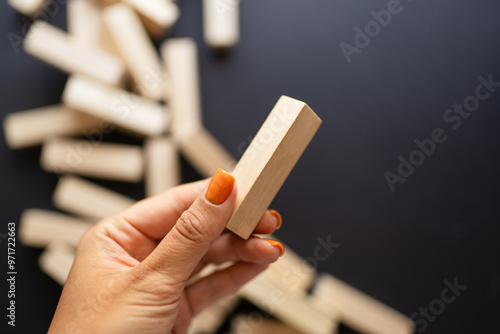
19;209;92;248
103;3;164;101
312;274;415;334
3;104;100;149
188;295;240;334
144;137;180;197
24;21;126;87
7;0;49;17
53;175;135;221
41;136;144;182
39;241;76;286
122;0;179;39
226;96;322;239
203;0;240;50
67;0;102;47
62;75;168;137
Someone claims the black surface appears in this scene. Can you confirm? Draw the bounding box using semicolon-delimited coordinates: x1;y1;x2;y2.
1;0;500;333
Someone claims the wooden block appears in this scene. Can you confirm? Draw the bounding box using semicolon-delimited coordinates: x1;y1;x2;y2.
161;38;202;135
203;0;240;50
53;175;135;221
19;209;92;248
41;136;144;182
3;104;100;149
122;0;179;39
39;241;76;286
103;3;163;101
24;21;126;87
231;315;303;334
7;0;49;17
176;125;236;178
144;137;180;197
226;96;322;239
188;295;240;334
62;75;168;137
67;0;102;47
312;274;415;334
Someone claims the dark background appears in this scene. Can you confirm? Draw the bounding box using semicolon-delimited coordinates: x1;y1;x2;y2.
1;0;500;333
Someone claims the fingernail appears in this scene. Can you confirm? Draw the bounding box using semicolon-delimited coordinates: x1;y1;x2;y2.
263;239;285;257
269;210;282;229
206;168;235;205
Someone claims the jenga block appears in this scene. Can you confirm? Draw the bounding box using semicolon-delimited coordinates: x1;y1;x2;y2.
62;76;168;137
39;241;76;286
122;0;179;39
312;274;415;334
144;137;180;197
103;3;163;100
19;209;92;248
188;295;240;334
231;315;302;334
177;126;236;178
226;96;322;239
161;38;202;135
53;175;135;220
3;104;100;149
41;136;144;182
202;0;239;50
67;0;102;47
7;0;49;17
24;21;126;87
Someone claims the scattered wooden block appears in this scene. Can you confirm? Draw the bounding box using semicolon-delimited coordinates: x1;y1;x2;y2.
103;3;164;100
67;0;102;47
62;75;168;137
24;21;126;87
144;137;180;197
19;209;92;248
39;241;76;286
41;136;144;182
53;175;135;221
7;0;49;17
188;295;240;334
122;0;179;39
3;104;100;149
226;96;322;239
312;274;415;334
231;315;303;334
202;0;240;50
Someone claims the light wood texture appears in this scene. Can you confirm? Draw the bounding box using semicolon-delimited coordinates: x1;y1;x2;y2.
67;0;102;47
3;104;100;149
39;241;76;286
161;37;202;135
144;137;180;197
7;0;49;17
202;0;239;50
62;75;168;137
188;295;240;334
41;136;144;182
103;3;163;101
122;0;179;39
24;21;126;87
312;274;415;334
53;175;135;220
231;315;303;334
226;96;322;239
19;209;92;248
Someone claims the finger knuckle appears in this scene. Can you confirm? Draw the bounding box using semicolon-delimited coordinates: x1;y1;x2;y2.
176;210;207;243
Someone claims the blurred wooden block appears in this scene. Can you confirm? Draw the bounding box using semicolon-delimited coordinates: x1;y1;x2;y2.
53;175;135;221
231;315;302;334
63;75;168;137
203;0;239;50
226;96;322;239
103;3;163;100
19;209;92;248
41;136;143;182
123;0;179;39
312;274;415;334
161;38;202;135
39;241;76;286
144;137;180;197
24;21;126;87
177;125;236;178
7;0;49;17
188;295;240;334
3;104;100;149
67;0;102;47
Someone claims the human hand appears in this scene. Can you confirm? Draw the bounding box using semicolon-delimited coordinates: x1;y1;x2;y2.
48;169;283;334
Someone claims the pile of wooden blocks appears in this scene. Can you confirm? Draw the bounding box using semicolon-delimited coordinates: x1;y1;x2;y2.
4;0;415;333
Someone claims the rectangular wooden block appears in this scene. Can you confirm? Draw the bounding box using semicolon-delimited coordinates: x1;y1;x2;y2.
203;0;240;50
123;0;179;39
7;0;49;17
3;104;100;149
53;175;136;221
19;209;92;248
226;96;322;239
41;136;144;182
312;274;415;334
24;21;126;87
231;315;303;334
144;137;181;197
103;3;164;101
188;295;240;334
39;241;76;286
67;0;102;47
62;75;168;137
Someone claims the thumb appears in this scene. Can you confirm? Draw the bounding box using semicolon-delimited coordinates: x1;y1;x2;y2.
138;168;236;283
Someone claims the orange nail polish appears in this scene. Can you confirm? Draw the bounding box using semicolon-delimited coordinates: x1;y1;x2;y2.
269;210;282;229
263;239;285;257
206;168;235;205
